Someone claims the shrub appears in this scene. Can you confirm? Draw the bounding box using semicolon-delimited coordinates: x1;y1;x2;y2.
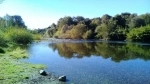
127;25;150;42
0;31;7;46
32;34;42;40
5;27;33;44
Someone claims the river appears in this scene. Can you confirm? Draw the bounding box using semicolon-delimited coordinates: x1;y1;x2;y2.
25;40;150;84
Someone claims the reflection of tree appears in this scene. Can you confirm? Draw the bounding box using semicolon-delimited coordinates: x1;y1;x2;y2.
127;44;150;60
49;42;150;62
95;43;131;62
49;43;95;59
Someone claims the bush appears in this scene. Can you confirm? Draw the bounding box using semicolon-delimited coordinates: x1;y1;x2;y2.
127;25;150;42
5;27;33;44
0;31;7;46
32;34;42;40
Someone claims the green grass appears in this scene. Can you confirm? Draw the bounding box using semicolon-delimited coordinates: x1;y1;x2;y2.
6;47;28;59
0;56;46;84
0;44;46;83
0;26;47;83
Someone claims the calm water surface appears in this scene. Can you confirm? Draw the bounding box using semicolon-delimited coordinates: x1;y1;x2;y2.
25;41;150;84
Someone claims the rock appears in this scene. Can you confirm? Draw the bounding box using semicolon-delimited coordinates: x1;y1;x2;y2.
39;70;47;76
58;75;66;82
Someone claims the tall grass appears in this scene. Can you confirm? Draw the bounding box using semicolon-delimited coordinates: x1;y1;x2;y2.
4;27;33;44
32;34;42;40
0;30;6;46
0;26;43;45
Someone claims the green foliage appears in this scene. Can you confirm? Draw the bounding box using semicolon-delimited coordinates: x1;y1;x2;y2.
3;14;26;28
48;13;150;42
5;27;33;44
6;46;28;59
0;14;33;44
109;27;127;40
54;30;62;38
95;24;109;40
128;17;145;28
0;56;46;83
0;30;7;46
46;28;57;37
0;14;47;83
70;24;87;39
140;13;150;25
57;16;73;29
0;48;5;53
1;13;150;42
32;34;42;40
90;18;101;27
127;25;150;42
83;30;93;39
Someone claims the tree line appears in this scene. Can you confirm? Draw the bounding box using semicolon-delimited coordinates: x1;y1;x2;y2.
0;14;26;28
46;12;150;42
0;14;41;47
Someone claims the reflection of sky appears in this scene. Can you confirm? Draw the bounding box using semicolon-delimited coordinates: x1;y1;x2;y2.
25;41;150;84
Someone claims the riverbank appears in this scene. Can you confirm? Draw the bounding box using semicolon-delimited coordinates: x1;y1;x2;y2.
48;38;103;43
0;45;62;84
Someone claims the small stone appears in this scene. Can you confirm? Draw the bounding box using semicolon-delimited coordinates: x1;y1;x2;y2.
58;75;66;82
39;70;47;76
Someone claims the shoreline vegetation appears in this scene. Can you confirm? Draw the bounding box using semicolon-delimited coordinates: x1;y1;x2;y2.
0;30;63;83
0;15;61;83
43;12;150;42
0;12;150;83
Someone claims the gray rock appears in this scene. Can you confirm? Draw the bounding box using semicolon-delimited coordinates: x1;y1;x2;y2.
58;75;66;82
39;70;47;76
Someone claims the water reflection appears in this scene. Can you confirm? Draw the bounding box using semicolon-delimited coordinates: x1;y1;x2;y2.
49;42;150;62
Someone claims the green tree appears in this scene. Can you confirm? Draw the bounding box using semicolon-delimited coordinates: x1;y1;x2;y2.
46;23;57;37
83;30;93;39
95;24;109;40
57;16;73;29
70;24;87;39
11;15;26;28
128;17;145;28
140;13;150;25
90;17;101;29
127;25;150;42
0;17;5;28
101;14;112;24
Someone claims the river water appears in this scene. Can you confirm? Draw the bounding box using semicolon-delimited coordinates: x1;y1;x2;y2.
25;41;150;84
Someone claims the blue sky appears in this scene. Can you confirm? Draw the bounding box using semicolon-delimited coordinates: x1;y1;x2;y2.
0;0;149;29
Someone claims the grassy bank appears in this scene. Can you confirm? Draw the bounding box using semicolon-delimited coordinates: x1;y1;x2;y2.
0;27;48;83
0;45;46;83
0;56;45;83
